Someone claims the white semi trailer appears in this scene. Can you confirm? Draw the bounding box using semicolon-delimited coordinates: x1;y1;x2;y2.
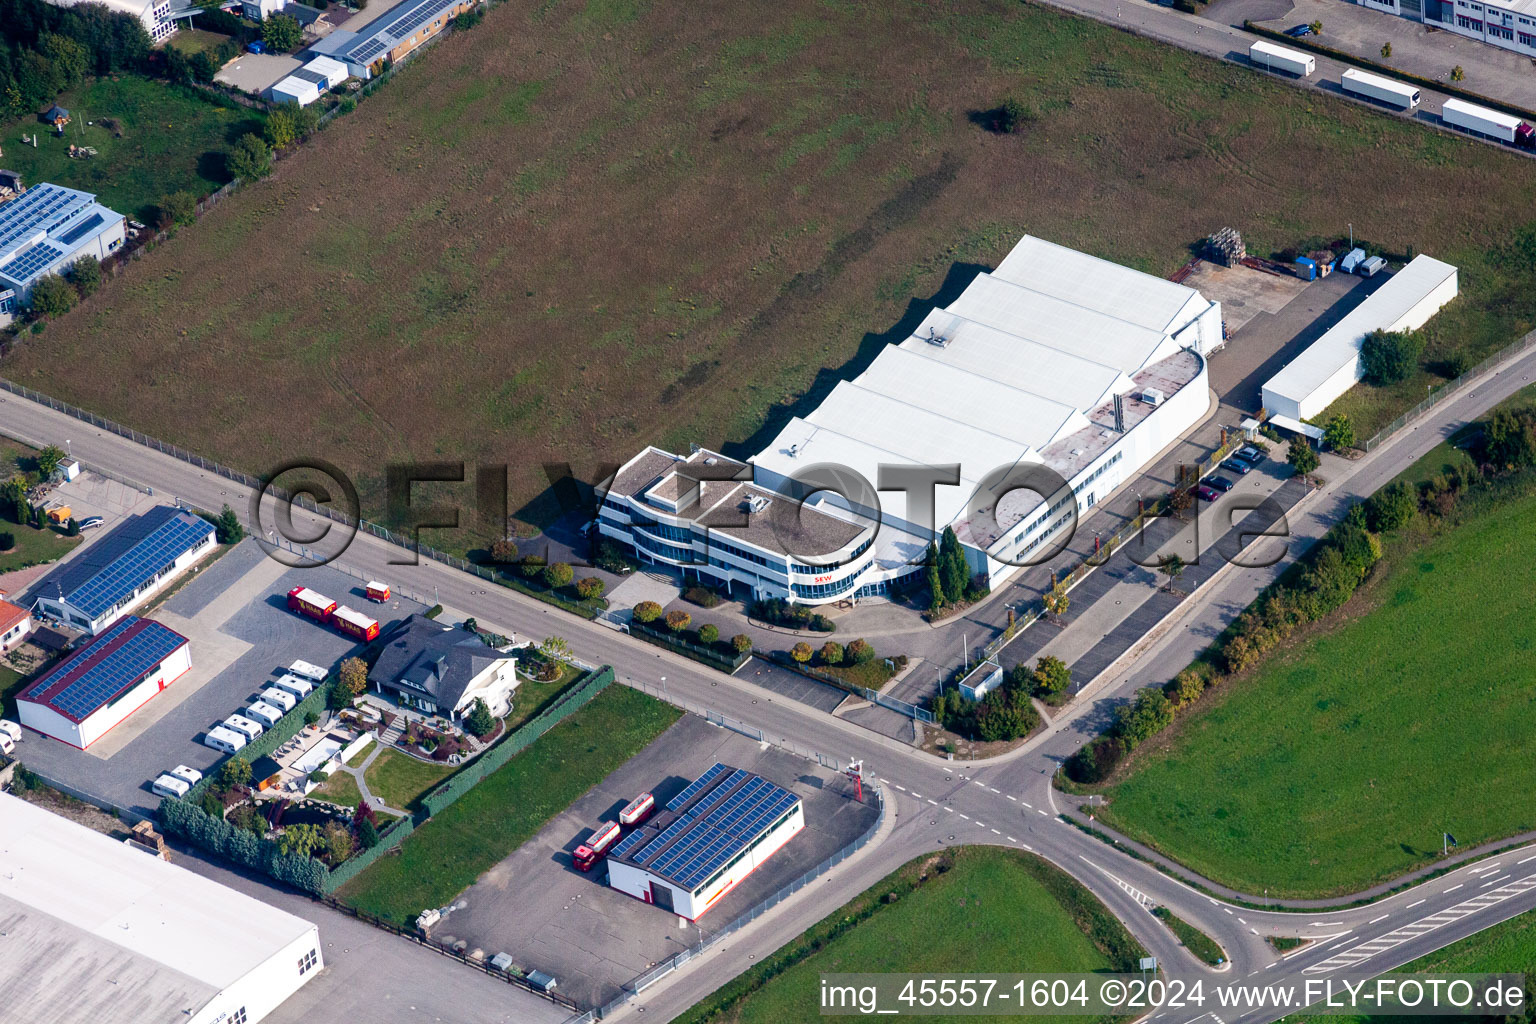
1341;68;1420;110
1249;41;1315;78
1441;98;1535;149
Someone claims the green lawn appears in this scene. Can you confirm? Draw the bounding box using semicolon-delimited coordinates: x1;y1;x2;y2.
311;770;362;808
675;846;1143;1024
1;76;262;222
362;747;453;811
0;663;29;720
1098;482;1536;898
337;685;680;924
505;662;583;732
1152;907;1225;966
0;523;81;575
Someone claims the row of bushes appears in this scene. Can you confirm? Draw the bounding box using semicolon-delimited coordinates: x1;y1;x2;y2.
1061;419;1532;786
751;597;835;632
631;617;753;671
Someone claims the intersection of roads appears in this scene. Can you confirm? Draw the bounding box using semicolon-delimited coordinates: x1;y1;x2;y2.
5;335;1536;1024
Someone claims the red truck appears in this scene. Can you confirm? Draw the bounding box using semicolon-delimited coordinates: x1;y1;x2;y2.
287;587;337;622
574;820;621;871
331;605;380;642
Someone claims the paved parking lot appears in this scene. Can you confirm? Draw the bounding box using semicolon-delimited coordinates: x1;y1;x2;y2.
736;655;847;713
13;540;424;817
435;713;879;1007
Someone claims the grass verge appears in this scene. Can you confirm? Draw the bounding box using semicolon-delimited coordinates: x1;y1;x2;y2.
674;845;1143;1024
336;685;679;925
1152;907;1225;966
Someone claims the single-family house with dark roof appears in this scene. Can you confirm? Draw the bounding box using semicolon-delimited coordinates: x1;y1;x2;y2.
368;614;519;721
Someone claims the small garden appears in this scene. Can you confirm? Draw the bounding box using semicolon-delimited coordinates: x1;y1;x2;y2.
362;747;454;812
0;443;84;575
750;597;835;633
478;540;610;617
631;601;753;670
928;655;1071;745
785;637;904;691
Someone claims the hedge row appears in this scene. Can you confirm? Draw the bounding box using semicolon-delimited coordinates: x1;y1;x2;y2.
630;620;750;672
182;682;331;804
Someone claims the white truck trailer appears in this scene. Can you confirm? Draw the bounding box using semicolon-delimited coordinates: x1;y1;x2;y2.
1249;41;1315;78
1341;69;1420;110
1440;98;1535;148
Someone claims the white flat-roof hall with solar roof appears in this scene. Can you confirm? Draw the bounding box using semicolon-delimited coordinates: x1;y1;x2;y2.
598;234;1219;604
0;183;125;304
607;763;805;920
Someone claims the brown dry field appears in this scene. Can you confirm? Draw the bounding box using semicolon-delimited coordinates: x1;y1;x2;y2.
6;0;1536;539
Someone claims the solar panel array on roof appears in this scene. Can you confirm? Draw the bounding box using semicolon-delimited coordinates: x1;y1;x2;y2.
666;762;730;810
610;828;648;860
0;243;64;283
292;68;328;86
23;617;186;722
56;211;106;247
57;510;214;618
348;39;386;63
384;0;458;38
0;184;93;252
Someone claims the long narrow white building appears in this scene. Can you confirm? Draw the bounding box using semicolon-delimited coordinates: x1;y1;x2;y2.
600;234;1220;604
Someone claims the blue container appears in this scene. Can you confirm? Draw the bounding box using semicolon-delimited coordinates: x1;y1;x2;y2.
247;40;267;54
1294;256;1317;281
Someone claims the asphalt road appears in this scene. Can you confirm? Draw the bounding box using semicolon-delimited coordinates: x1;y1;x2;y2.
5;334;1536;1024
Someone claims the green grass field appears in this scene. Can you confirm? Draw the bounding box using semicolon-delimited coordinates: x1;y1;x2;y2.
337;685;680;925
12;0;1536;539
311;770;363;807
0;76;261;222
0;663;29;719
675;846;1143;1024
1097;478;1536;898
0;522;80;575
361;747;453;811
1152;907;1225;966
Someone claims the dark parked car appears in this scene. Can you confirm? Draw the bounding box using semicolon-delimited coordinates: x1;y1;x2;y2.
1196;483;1222;502
1207;474;1237;492
1221;458;1252;476
1284;23;1313;36
1234;446;1267;464
77;515;105;530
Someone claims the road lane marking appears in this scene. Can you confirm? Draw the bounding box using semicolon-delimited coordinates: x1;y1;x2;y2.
911;792;923;799
1407;899;1426;908
1518;854;1536;865
1265;962;1277;970
991;829;1001;835
1022;802;1033;808
943;807;953;813
1007;795;1017;801
1007;836;1017;842
1444;884;1463;893
893;784;906;792
1223;908;1233;915
927;799;937;805
958;814;969;820
1037;809;1048;816
1368;914;1389;924
1310;921;1344;927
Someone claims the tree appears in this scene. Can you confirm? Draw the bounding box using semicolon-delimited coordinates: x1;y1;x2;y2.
539;635;571;662
664;609;691;633
997;97;1034;133
322;820;354;864
1381;41;1392;57
279;822;324;858
215;503;244;543
925;542;945;614
338;655;368;699
264;102;316;149
1;477;26;524
1287;438;1320;478
1451;64;1465;81
1308;19;1323;33
790;641;813;663
575;576;605;600
1479;408;1536;470
939;527;968;604
1360;328;1424;385
490;538;518;563
226;133;271;180
1364;481;1417;532
159;189;198;227
357;817;380;849
462;617;478;633
818;640;844;665
975;689;1037;741
542;561;574;589
1322;414;1355;453
70;255;102;298
1170;667;1207;706
698;623;719;645
519;554;546;577
28;274;77;317
261;13;303;52
465;697;495;737
353;799;376;827
632;601;662;624
1158;554;1186;593
221;757;252;788
731;633;752;654
846;638;876;664
1032;654;1072;697
36;445;66;479
39;32;90;87
1043;579;1070;621
1114;687;1174;748
65;516;80;536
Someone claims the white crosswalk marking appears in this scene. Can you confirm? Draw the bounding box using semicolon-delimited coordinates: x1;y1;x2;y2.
1304;873;1536;975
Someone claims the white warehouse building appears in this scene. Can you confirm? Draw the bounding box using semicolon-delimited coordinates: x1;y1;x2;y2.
599;234;1221;604
0;792;323;1024
1261;254;1458;426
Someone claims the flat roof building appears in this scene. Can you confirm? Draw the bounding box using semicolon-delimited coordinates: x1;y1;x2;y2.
600;233;1220;604
1262;255;1458;425
0;792;322;1024
307;0;477;78
0;183;126;303
606;763;804;920
17;615;190;749
29;505;216;634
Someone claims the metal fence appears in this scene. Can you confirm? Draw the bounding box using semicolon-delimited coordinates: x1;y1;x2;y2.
1360;328;1536;452
586;778;887;1020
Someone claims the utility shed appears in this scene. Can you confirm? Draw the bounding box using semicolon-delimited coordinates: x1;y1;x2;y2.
0;793;323;1024
1261;254;1458;425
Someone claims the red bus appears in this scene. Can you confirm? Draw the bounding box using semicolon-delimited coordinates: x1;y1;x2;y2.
287;587;336;623
619;792;655;827
574;820;621;871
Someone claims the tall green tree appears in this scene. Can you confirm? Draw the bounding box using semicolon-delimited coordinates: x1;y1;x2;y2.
28;274;77;317
261;13;303;52
939;526;968;604
924;542;944;613
35;444;66;478
1287;438;1320;477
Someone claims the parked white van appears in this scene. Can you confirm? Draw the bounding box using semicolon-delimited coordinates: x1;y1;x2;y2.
223;715;264;741
260;686;297;712
204;726;248;754
246;702;284;728
274;674;314;700
151;773;191;799
0;720;21;744
169;765;203;786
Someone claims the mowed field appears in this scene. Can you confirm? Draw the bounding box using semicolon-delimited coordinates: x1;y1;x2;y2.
7;0;1536;532
675;845;1142;1024
1097;481;1536;899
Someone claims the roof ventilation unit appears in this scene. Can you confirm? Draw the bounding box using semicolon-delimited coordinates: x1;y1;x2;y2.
743;494;772;515
1142;388;1165;407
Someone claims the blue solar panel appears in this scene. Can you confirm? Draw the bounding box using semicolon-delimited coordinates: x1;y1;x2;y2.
383;0;458;39
348;39;386;63
667;762;729;810
610;828;648;860
62;512;213;618
634;812;698;865
24;618;185;721
0;243;64;284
